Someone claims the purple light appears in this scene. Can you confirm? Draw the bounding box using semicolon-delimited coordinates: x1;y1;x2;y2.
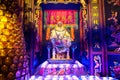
46;75;52;78
41;61;48;68
65;64;70;67
29;61;117;80
65;75;71;79
47;64;52;68
72;75;79;80
52;64;58;68
103;77;108;80
29;75;117;80
38;76;43;80
75;61;84;67
59;64;64;68
52;77;58;80
29;75;35;80
73;64;78;68
108;77;115;80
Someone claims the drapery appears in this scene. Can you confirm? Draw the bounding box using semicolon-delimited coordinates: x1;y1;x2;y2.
44;10;78;27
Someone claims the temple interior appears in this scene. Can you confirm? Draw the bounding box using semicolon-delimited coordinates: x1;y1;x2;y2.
0;0;120;80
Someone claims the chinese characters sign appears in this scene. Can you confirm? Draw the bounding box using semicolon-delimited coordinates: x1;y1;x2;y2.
91;0;99;25
44;10;78;26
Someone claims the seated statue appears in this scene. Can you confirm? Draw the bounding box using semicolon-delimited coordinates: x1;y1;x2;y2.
50;22;72;59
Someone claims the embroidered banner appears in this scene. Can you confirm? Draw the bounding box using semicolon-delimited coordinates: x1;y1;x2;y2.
44;10;78;27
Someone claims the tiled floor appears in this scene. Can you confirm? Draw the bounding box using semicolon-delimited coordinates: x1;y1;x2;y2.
29;60;117;80
29;75;117;80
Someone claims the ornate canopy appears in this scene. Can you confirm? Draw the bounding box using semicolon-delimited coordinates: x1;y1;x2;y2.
36;0;87;8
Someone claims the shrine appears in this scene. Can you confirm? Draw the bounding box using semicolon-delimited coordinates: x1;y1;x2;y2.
0;0;120;80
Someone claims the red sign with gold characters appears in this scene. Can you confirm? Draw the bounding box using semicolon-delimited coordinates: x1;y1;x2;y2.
44;10;78;25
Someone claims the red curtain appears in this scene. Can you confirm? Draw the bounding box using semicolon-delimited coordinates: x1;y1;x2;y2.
45;10;77;24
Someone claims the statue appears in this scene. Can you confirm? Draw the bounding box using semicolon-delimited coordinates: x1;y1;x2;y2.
94;55;102;76
50;22;72;59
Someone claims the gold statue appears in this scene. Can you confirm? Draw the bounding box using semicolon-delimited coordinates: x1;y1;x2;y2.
50;22;72;59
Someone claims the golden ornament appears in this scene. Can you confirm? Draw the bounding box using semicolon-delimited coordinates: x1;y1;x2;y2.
1;65;8;72
0;35;7;41
4;57;12;65
0;42;4;49
0;10;3;15
3;29;10;35
0;22;4;29
1;16;7;22
5;11;12;18
6;23;13;30
0;50;6;57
